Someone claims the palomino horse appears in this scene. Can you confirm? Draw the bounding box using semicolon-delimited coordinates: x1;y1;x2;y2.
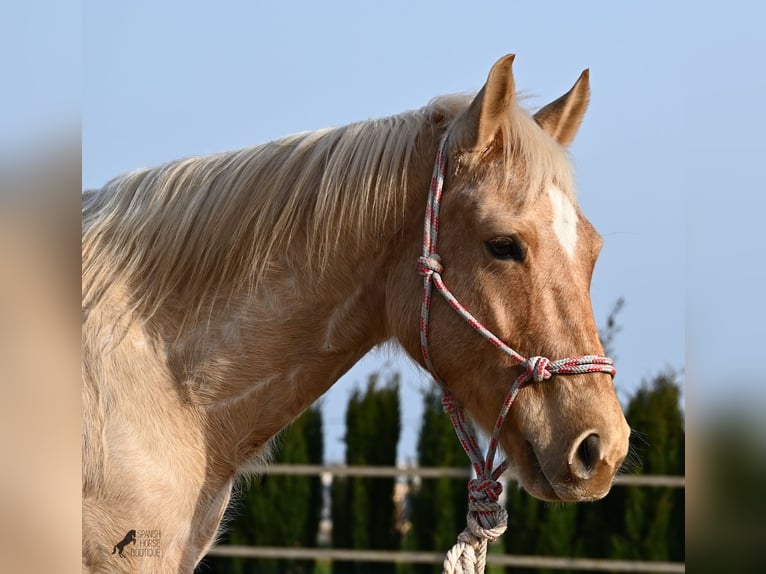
82;54;630;573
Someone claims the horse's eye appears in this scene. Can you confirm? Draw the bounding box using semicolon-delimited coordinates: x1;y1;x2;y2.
485;236;526;262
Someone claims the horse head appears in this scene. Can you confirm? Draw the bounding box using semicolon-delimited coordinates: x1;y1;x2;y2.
389;55;630;502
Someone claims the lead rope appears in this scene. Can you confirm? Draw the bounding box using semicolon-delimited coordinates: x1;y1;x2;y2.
417;133;617;574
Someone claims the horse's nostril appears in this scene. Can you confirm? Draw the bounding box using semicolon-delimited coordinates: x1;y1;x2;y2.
572;433;601;480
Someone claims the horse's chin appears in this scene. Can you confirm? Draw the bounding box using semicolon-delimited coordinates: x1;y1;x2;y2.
511;440;562;502
518;475;561;502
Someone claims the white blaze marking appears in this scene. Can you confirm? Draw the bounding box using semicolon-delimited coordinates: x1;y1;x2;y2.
547;186;578;258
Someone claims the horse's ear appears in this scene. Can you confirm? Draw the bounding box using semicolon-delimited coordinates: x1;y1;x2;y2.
451;54;516;152
533;69;590;147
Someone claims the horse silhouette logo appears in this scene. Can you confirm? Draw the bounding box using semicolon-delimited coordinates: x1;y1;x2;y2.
112;529;137;557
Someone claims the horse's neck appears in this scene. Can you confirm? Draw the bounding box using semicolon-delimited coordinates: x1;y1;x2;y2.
160;128;435;471
166;257;392;469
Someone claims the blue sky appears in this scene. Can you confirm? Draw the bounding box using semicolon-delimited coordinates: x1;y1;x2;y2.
73;1;763;461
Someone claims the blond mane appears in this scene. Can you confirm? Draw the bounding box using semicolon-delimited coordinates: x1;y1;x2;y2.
82;94;573;326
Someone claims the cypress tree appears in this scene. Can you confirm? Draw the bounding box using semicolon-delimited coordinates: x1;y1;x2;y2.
406;385;470;574
598;297;625;358
303;405;325;552
332;372;401;574
609;370;685;562
199;405;324;574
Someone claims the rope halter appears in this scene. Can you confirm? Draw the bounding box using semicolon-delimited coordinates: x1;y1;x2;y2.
418;132;617;574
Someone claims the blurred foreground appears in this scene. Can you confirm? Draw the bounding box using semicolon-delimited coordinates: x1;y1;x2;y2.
0;138;82;574
687;404;766;572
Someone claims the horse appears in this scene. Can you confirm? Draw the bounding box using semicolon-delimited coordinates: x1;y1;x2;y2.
111;530;137;558
82;54;630;573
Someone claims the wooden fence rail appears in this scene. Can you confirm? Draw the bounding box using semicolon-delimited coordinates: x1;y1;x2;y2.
263;463;686;488
206;546;685;572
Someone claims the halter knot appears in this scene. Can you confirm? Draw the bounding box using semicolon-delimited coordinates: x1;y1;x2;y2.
442;485;508;574
467;478;504;506
524;356;553;383
463;478;508;541
417;254;443;277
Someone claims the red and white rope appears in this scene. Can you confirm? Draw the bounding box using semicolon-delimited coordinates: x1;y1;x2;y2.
417;133;616;574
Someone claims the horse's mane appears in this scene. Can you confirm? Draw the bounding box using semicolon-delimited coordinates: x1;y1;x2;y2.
82;94;573;325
